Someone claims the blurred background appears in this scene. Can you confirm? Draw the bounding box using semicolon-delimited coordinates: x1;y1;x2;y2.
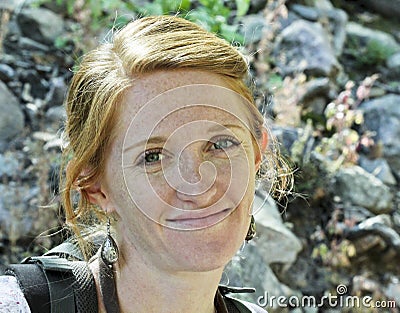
0;0;399;312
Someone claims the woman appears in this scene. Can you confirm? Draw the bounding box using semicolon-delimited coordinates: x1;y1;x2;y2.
1;15;291;313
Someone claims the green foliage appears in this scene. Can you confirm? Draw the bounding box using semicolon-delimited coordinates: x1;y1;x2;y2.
347;36;396;67
315;75;379;172
266;73;284;90
311;243;329;260
312;240;356;268
187;0;250;43
33;0;250;46
134;0;190;16
363;39;397;65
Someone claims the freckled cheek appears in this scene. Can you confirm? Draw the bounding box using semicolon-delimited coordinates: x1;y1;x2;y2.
219;165;238;193
211;157;250;201
128;153;254;208
141;161;240;206
225;155;255;204
147;174;174;203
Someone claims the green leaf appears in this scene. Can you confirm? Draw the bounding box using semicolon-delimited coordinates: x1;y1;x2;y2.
267;73;284;89
54;36;69;49
199;0;212;7
220;23;243;44
66;0;74;16
187;9;214;31
89;0;102;19
235;0;250;17
180;0;191;11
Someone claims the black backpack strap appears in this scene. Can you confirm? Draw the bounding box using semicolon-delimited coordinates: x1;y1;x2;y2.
44;241;85;260
224;297;268;313
218;285;267;313
5;255;98;313
9;256;76;313
70;261;98;313
5;263;51;313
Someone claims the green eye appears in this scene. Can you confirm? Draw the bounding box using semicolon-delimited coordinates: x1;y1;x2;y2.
210;136;239;151
144;150;164;164
212;140;234;150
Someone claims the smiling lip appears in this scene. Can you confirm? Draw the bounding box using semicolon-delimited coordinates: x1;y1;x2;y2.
166;208;231;228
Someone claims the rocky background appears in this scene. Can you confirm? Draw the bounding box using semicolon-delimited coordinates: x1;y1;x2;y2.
0;0;399;312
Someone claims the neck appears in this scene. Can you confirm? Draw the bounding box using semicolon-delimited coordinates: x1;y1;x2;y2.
112;243;221;313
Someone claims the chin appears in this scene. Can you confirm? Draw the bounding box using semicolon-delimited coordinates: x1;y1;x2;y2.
164;217;246;272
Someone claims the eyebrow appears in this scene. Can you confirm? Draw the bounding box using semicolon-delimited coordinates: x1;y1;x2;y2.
123;123;249;152
208;123;248;132
123;136;167;152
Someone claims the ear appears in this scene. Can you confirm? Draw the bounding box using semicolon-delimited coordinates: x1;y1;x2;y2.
255;127;268;171
69;162;115;213
83;181;110;209
78;175;115;213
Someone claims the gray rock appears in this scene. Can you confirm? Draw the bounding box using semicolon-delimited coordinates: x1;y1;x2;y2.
291;4;348;55
272;19;340;77
394;211;400;229
240;14;269;44
224;243;300;308
20;70;48;99
19;37;50;52
0;184;38;240
387;52;400;69
248;0;268;14
333;166;394;214
307;0;334;10
299;77;331;102
45;105;66;124
0;81;24;143
0;0;25;11
360;94;400;179
344;205;374;225
40;0;69;15
386;52;400;79
0;152;20;178
253;190;303;265
346;22;400;62
299;77;331;114
272;126;300;153
291;5;319;20
358;156;397;185
362;0;400;19
352;275;382;293
384;278;400;307
358;214;393;229
220;190;302;306
46;77;68;107
2;18;21;55
356;215;400;252
0;64;15;82
17;8;64;45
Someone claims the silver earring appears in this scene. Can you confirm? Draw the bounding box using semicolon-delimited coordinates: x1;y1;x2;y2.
245;215;256;242
101;217;119;267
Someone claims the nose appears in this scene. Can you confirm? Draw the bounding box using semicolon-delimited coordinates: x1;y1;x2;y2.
174;146;217;207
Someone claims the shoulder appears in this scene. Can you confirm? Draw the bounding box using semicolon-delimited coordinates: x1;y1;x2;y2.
0;275;31;313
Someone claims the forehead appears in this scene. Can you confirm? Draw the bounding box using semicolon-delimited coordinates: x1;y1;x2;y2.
124;70;233;110
120;70;253;138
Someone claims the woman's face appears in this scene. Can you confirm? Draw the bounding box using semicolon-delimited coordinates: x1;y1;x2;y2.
98;70;263;272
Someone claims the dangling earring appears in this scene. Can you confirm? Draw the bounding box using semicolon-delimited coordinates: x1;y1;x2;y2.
255;168;263;181
101;217;119;267
245;215;256;241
